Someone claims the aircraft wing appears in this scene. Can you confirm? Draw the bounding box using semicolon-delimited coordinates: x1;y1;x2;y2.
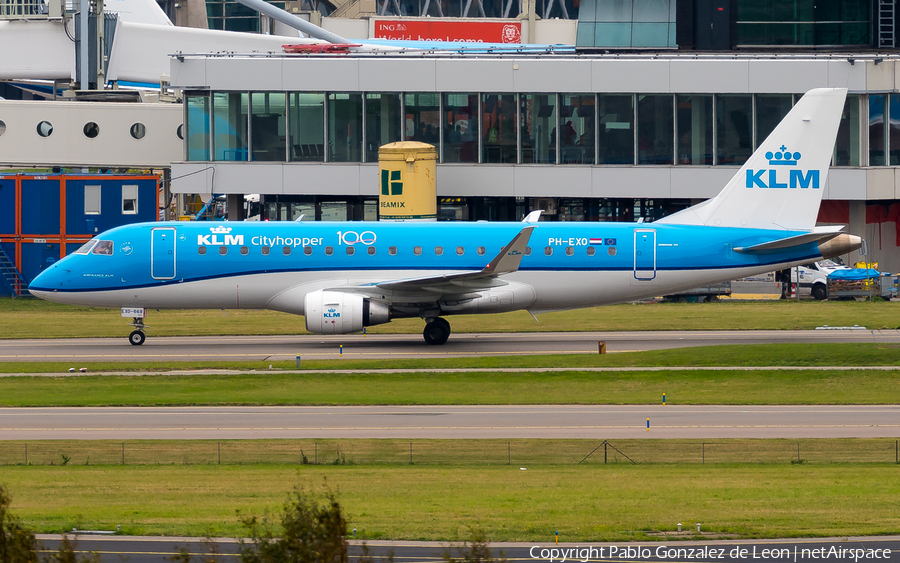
333;226;534;300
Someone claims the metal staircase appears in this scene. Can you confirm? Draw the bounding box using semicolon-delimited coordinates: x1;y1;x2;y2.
879;0;895;49
0;244;26;298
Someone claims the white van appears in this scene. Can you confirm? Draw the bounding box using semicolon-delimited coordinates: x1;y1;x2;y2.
793;259;850;300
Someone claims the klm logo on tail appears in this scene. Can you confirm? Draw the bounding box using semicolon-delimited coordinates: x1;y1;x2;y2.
745;145;819;190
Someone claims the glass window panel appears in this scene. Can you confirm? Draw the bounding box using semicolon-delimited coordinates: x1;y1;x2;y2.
869;94;886;166
521;94;556;164
320;202;348;221
558;94;595;164
598;94;634;164
890;95;900;166
328;93;363;162
716;95;752;165
594;22;632;47
637;94;673;165
633;0;670;22
365;93;402;163
755;94;793;148
186;94;210;161
289;92;325;162
250;92;286;162
481;94;517;164
212;92;248;161
676;94;712;165
834;94;860;167
595;0;632;22
443;93;478;163
404;93;440;143
632;23;672;47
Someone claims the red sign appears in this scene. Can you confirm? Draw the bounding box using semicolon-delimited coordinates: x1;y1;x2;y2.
374;20;522;44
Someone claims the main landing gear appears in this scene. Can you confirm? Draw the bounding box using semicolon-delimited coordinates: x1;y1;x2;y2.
423;317;451;345
128;317;147;346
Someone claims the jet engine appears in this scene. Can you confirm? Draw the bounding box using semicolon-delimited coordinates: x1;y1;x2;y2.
304;290;391;334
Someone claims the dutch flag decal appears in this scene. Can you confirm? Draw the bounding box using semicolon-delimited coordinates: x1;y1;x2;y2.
589;238;604;245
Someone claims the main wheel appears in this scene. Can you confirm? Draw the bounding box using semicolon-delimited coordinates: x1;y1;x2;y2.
811;284;827;301
423;318;451;345
129;330;146;346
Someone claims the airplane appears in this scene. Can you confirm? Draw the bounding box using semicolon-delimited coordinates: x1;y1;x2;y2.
28;87;861;346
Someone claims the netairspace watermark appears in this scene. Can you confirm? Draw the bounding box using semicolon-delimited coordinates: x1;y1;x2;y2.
529;545;893;562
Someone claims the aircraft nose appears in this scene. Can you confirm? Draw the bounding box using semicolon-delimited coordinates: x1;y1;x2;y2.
27;262;67;298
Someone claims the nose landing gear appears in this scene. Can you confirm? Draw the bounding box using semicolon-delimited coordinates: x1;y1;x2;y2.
128;316;146;346
423;317;451;345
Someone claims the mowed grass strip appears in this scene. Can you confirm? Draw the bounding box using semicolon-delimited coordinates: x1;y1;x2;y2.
2;439;898;466
0;366;899;406
2;464;900;540
3;299;900;339
3;343;900;373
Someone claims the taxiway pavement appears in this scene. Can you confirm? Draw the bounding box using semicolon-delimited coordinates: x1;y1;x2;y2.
1;329;899;361
3;405;899;439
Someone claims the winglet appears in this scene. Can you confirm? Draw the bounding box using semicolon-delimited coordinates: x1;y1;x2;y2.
522;210;543;223
484;226;534;275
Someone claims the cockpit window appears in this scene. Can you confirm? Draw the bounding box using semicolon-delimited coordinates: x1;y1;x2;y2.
91;240;114;255
73;240;97;255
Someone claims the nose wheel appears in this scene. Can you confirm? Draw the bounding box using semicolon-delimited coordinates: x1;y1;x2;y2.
129;330;146;346
128;316;147;346
423;317;451;345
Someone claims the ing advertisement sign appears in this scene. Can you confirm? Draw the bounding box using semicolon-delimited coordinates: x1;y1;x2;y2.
373;19;522;43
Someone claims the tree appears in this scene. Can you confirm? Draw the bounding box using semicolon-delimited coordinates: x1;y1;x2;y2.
0;485;38;563
238;486;347;563
0;485;98;563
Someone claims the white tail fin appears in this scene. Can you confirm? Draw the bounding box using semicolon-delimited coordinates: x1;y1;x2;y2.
657;88;847;231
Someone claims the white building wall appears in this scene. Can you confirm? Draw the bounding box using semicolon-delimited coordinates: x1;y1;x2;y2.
0;101;183;168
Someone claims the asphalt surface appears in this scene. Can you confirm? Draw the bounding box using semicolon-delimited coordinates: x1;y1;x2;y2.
37;535;900;563
4;405;899;439
2;329;899;361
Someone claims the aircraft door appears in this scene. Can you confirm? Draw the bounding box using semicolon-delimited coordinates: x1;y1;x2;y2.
633;229;656;280
151;227;176;280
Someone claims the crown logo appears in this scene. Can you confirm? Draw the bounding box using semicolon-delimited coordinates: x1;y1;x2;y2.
210;226;232;234
328;308;336;312
765;145;801;166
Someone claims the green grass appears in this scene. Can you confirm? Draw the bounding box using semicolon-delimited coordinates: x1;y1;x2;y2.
0;364;898;406
3;464;900;540
3;299;900;339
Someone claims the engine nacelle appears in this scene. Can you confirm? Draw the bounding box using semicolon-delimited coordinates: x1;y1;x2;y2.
304;290;391;334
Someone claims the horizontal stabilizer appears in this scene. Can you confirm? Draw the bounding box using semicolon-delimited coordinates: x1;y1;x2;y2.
734;226;843;254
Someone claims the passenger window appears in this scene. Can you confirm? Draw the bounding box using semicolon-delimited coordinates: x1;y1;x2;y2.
565;246;574;256
544;246;553;256
283;246;291;255
524;247;531;256
198;246;207;255
219;246;228;255
435;246;443;256
587;247;596;256
389;246;397;255
608;247;617;256
261;246;270;256
91;240;113;255
346;246;355;255
456;246;464;255
325;246;334;256
240;246;249;255
368;246;376;255
414;246;422;255
304;246;312;255
477;247;486;256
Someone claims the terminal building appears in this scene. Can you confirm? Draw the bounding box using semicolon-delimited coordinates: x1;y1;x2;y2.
170;51;900;273
4;0;900;291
